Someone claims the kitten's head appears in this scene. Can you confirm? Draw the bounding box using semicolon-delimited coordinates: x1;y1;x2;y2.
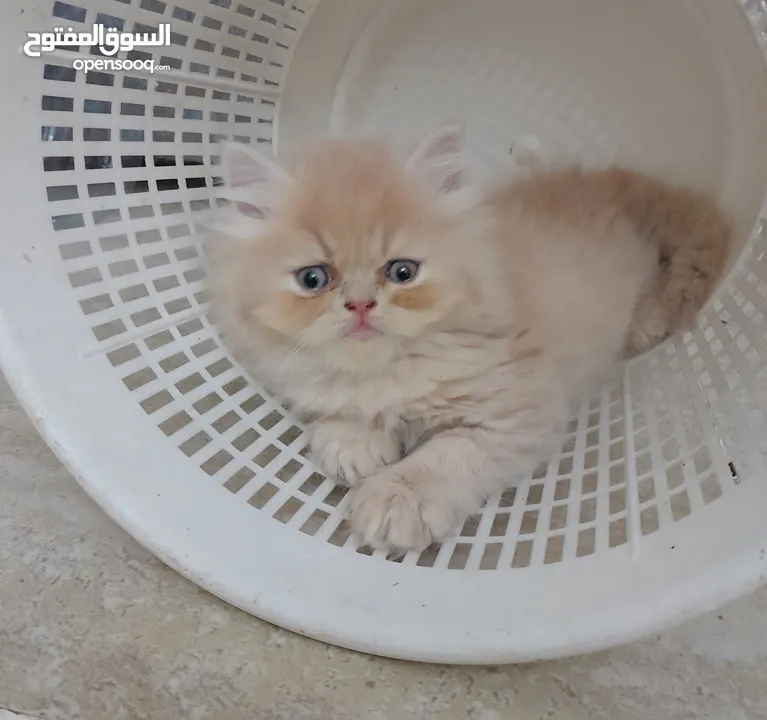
212;128;494;370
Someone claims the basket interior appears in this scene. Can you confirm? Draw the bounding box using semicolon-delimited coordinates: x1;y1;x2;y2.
27;0;767;576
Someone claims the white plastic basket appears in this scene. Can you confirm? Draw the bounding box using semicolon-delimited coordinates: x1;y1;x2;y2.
2;0;767;664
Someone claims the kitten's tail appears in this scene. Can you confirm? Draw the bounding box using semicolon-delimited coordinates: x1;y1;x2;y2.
619;172;735;357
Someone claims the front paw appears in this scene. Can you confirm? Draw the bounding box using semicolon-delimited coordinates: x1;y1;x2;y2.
311;423;401;487
348;470;463;554
626;298;669;357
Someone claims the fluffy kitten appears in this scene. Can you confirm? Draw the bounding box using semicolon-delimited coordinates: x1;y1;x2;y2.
210;129;733;553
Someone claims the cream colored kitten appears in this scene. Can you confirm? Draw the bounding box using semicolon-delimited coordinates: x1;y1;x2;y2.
210;129;733;553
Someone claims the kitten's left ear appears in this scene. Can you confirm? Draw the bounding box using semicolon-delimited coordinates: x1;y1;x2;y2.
406;126;467;195
219;142;291;218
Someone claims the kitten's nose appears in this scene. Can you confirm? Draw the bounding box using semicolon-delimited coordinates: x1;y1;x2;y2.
344;299;377;314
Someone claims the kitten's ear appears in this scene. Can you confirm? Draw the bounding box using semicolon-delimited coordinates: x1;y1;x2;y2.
406;126;466;195
219;142;291;218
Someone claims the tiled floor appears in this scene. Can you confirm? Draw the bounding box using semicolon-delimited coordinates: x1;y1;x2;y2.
1;375;765;720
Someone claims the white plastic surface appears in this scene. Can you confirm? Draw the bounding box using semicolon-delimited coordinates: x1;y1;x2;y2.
1;0;767;664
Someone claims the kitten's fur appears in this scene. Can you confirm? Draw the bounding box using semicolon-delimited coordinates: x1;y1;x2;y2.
210;129;733;553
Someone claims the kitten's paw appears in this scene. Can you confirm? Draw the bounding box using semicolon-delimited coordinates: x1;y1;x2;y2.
626;299;670;356
311;423;401;487
348;470;463;554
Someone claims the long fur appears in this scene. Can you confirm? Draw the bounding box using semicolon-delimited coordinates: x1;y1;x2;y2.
209;133;734;553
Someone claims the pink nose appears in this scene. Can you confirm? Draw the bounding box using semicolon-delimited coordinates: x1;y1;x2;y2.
344;299;376;314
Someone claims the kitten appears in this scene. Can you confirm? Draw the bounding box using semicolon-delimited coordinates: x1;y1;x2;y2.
209;129;734;553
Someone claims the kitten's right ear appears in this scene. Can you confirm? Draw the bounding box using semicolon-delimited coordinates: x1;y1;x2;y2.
219;142;291;218
406;126;467;195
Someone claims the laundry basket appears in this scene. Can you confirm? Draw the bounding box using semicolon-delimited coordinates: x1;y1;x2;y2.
2;0;767;664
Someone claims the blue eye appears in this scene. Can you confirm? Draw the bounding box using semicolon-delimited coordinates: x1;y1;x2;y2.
294;264;331;292
385;259;420;284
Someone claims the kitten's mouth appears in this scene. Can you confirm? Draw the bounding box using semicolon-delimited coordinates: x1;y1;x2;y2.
344;319;382;340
